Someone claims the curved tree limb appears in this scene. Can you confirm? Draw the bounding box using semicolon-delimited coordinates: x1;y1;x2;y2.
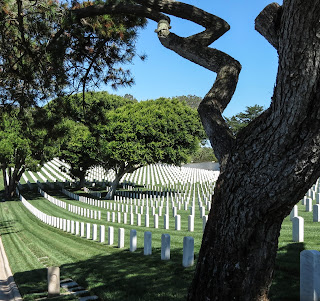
255;3;282;51
71;0;241;167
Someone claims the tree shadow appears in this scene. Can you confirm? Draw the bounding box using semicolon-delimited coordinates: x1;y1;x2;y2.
269;242;305;301
0;220;21;236
61;248;194;301
14;248;194;301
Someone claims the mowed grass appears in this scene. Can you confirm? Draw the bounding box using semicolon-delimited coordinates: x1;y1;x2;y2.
1;182;320;300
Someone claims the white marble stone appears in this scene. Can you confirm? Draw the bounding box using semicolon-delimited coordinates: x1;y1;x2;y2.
175;215;181;231
306;198;313;212
202;215;208;232
300;250;320;301
92;224;97;240
188;215;194;232
108;226;114;245
182;236;194;267
86;223;91;239
290;205;298;221
292;216;304;242
118;228;125;248
80;222;85;237
100;225;105;243
164;214;169;229
130;229;137;252
48;267;60;297
144;231;152;255
154;214;159;228
145;214;149;227
161;234;170;260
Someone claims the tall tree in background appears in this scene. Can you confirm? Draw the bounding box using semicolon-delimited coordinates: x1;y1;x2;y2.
47;91;135;187
225;104;264;135
0;108;55;199
72;1;320;300
96;97;205;199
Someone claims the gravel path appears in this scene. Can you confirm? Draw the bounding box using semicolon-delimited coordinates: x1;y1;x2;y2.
0;236;22;301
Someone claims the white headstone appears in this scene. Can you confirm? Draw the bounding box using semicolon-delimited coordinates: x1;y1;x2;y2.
145;214;149;227
161;234;170;260
144;231;152;255
86;223;91;239
130;229;137;252
313;204;320;222
164;214;169;229
47;267;60;297
80;222;85;237
200;206;205;218
182;236;194;267
175;215;181;231
100;225;105;243
292;216;304;242
290;205;298;221
75;221;79;235
92;224;97;240
300;250;320;301
70;220;75;234
108;226;114;245
118;228;125;248
202;215;208;232
154;214;159;228
172;207;177;217
188;215;194;232
306;198;313;212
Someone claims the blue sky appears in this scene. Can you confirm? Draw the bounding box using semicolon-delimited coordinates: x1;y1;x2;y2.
104;0;282;117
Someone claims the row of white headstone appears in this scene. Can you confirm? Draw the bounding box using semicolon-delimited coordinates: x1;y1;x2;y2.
61;187;209;232
39;187;102;220
86;162;219;187
18;189;195;267
290;193;320;242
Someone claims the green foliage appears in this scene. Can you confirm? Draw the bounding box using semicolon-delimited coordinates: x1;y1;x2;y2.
47;91;135;185
225;105;264;135
97;97;206;172
173;95;203;110
0;107;55;198
190;147;217;163
0;0;146;107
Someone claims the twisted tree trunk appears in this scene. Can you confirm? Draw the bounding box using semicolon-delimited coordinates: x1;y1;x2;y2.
72;0;320;299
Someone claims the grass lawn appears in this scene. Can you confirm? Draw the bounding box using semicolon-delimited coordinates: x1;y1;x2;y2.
1;182;319;300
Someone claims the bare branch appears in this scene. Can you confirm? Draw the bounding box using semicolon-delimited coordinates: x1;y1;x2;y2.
255;3;282;50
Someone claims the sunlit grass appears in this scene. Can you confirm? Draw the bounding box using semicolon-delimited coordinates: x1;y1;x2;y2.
1;182;320;300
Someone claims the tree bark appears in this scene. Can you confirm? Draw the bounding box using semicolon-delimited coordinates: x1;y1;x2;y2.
188;1;320;300
71;0;320;299
2;166;25;200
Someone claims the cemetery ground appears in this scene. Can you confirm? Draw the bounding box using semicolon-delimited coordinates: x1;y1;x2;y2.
0;168;319;301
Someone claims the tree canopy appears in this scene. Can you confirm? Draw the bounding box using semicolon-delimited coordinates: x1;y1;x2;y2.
96;97;206;198
46;91;135;187
0;107;55;198
0;0;146;107
225;105;264;136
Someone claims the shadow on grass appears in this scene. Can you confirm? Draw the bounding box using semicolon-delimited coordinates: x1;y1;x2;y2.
269;242;305;301
61;248;194;301
0;220;21;235
14;248;194;301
